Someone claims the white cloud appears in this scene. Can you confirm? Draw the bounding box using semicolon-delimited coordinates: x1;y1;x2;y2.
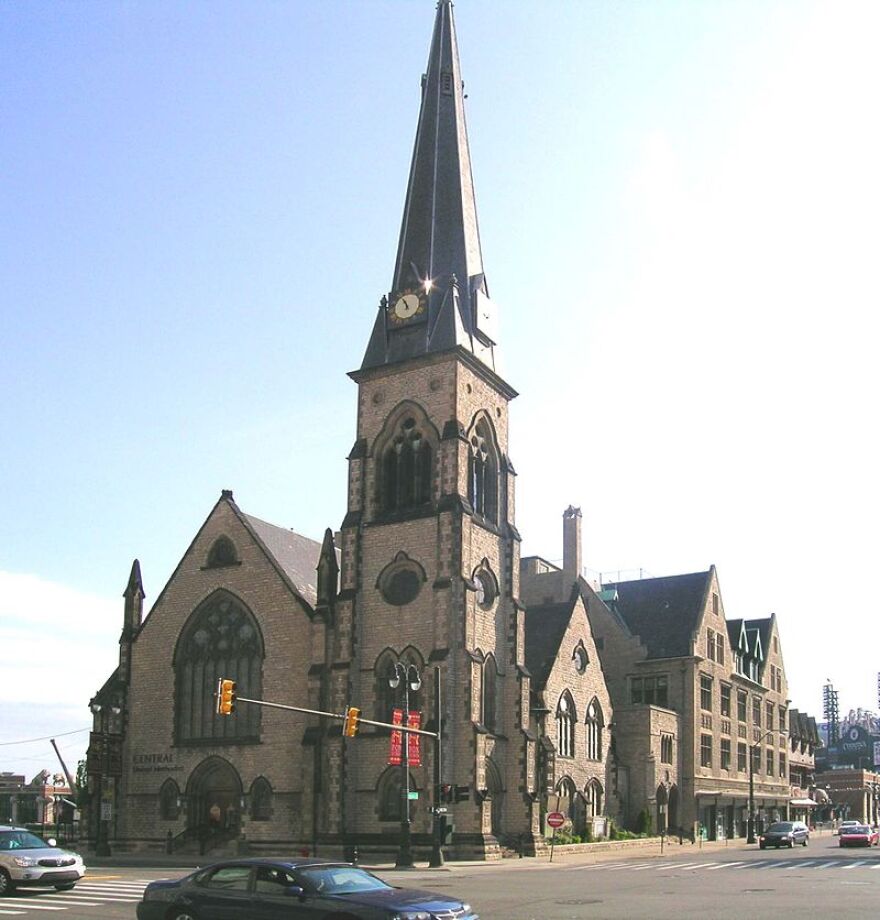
0;572;119;708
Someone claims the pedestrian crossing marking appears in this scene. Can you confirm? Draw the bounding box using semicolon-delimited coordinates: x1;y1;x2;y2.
707;861;744;869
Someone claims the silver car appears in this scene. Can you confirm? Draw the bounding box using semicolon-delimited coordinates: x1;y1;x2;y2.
0;826;86;895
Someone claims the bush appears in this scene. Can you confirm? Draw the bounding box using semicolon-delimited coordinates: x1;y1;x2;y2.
636;808;654;836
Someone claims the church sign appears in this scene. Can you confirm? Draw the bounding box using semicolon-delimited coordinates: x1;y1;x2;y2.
132;752;181;774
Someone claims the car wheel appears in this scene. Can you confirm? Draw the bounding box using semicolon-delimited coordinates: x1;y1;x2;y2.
0;869;15;897
54;883;77;891
803;837;808;847
166;910;199;920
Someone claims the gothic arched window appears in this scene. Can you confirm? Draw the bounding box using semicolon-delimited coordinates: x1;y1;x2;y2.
586;698;604;761
250;777;273;822
377;768;417;822
375;652;399;723
158;779;180;821
206;536;238;568
482;655;498;733
585;779;604;817
380;415;433;513
467;419;498;523
174;591;263;744
556;691;577;758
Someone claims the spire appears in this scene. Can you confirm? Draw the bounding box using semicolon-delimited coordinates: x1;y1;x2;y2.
360;0;501;376
123;558;144;601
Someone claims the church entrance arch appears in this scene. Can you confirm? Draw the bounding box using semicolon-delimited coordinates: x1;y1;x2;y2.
485;759;504;839
668;784;680;834
185;757;243;837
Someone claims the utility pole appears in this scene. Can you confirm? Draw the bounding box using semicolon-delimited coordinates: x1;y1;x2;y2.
428;666;444;868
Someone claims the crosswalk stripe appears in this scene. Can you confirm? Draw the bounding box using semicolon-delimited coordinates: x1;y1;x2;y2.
675;862;718;870
811;861;838;869
608;863;653;870
841;861;868;869
0;910;26;916
707;861;744;869
632;863;661;870
0;905;66;912
48;896;131;904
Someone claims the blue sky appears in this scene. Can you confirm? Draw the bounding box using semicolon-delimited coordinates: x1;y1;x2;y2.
2;0;878;778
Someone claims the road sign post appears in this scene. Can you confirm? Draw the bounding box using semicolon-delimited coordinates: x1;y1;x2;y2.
547;810;565;862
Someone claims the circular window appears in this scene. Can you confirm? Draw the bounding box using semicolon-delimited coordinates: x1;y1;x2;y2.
475;571;496;609
382;568;422;606
573;646;588;673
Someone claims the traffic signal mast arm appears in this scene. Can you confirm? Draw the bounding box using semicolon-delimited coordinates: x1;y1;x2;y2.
215;684;438;738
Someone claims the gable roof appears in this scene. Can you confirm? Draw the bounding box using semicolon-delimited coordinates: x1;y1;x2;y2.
604;570;712;660
524;595;577;691
240;513;324;607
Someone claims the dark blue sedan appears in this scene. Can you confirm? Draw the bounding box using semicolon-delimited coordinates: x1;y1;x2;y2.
136;857;479;920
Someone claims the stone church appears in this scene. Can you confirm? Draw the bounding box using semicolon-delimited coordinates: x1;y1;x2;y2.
88;0;796;859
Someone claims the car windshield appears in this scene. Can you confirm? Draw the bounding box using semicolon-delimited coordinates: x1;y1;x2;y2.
297;866;392;895
0;831;52;851
767;822;793;832
842;826;869;834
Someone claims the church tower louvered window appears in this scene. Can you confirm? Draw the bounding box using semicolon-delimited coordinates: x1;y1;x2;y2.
380;415;433;512
468;420;498;522
174;591;263;744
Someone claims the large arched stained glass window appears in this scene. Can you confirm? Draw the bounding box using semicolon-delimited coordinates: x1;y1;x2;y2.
174;591;264;744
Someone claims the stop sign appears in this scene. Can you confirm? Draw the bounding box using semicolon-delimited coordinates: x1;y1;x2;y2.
547;811;565;828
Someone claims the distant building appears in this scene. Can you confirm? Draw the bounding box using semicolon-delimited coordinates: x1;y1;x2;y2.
0;771;73;829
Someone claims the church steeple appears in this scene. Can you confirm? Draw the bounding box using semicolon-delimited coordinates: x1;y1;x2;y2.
361;0;501;375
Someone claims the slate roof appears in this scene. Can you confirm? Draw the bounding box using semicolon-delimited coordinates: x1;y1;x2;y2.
524;596;576;691
241;513;324;607
360;0;503;378
604;570;712;660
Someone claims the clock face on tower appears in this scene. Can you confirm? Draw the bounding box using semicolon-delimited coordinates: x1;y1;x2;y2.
387;288;427;325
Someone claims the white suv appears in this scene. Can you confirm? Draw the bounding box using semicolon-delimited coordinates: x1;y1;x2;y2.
0;826;86;895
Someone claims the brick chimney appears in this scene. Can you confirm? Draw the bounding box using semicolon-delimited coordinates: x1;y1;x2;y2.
563;506;582;587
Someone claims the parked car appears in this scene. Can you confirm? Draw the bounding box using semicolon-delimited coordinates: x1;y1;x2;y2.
136;857;479;920
838;825;879;847
834;820;860;836
0;825;86;895
759;820;810;849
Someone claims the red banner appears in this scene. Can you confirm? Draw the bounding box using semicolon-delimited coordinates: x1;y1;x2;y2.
407;710;421;767
387;709;421;766
388;708;403;765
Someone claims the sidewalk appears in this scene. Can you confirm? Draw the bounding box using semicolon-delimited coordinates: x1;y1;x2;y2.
82;835;754;873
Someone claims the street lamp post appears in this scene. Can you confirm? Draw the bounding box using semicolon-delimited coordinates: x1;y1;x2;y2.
747;729;775;845
389;663;421;869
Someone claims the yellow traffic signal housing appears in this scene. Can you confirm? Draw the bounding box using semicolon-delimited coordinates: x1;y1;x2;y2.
216;678;237;716
343;706;360;737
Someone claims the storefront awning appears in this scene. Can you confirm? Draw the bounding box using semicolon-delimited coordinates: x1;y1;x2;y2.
790;798;818;807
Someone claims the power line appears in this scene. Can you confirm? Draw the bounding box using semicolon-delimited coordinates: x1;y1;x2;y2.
0;727;90;747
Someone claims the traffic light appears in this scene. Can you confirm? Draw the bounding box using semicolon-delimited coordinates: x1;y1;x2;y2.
343;706;360;737
454;785;470;803
216;679;237;716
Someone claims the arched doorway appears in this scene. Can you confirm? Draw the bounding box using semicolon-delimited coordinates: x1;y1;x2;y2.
485;758;504;839
186;757;243;838
655;784;668;835
668;784;680;834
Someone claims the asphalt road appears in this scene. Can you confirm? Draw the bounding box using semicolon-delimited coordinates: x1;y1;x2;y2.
2;837;879;919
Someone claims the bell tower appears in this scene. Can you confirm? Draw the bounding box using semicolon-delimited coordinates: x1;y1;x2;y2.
325;0;543;859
